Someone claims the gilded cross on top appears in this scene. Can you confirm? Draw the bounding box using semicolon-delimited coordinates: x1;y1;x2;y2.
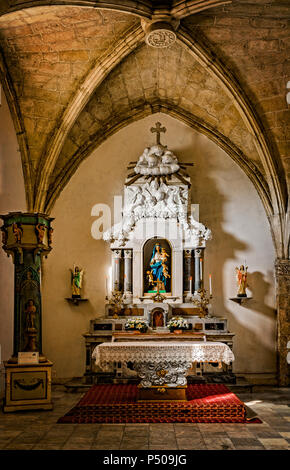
151;122;166;145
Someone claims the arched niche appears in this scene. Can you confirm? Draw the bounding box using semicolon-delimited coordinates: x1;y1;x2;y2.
143;238;172;296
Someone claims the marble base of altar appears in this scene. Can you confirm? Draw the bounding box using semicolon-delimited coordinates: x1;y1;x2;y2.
137;385;187;402
92;341;235;393
134;359;191;387
84;317;235;384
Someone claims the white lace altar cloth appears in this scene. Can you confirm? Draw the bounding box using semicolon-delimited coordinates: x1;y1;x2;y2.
92;341;235;367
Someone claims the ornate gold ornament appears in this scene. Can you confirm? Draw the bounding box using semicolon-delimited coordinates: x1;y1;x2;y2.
107;286;123;318
156;369;168;378
35;223;45;244
192;288;211;315
151;280;166;303
12;222;23;243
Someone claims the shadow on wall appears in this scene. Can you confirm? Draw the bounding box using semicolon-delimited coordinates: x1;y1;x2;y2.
247;271;277;320
41;114;276;378
180;131;276;370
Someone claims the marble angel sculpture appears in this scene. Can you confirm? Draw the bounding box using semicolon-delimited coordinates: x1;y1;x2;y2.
134;145;180;176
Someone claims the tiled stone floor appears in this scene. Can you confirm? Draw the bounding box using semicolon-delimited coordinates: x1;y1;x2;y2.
0;385;290;450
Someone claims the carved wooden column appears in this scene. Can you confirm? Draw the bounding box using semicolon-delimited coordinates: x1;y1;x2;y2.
275;259;290;386
0;212;54;412
1;212;54;362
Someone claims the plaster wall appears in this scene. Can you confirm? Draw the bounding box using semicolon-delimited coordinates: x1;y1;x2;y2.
0;92;26;367
42;113;276;381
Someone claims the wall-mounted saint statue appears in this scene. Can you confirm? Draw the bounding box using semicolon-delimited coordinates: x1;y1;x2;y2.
235;264;248;297
70;265;84;298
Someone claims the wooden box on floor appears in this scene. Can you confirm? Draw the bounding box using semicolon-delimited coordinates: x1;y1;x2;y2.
3;361;53;412
137;385;187;402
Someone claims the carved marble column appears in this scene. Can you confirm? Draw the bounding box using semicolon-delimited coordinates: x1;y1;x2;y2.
275;259;290;386
199;250;204;289
183;249;192;294
194;248;204;293
0;212;54;362
112;249;122;291
124;249;132;295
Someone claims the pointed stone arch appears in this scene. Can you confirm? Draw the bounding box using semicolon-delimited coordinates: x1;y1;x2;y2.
33;23;145;212
177;26;286;218
0;49;33;210
44;101;272;224
0;2;286;257
0;1;232;20
34;23;286;256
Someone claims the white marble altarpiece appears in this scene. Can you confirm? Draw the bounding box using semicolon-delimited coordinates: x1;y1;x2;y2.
104;122;211;312
85;123;235;384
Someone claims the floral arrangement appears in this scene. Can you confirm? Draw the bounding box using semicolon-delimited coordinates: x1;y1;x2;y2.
167;316;188;332
125;318;148;333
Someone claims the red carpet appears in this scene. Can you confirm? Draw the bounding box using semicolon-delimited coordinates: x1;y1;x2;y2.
58;384;262;424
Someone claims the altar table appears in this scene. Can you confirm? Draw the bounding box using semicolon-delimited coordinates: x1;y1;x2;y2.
92;341;234;389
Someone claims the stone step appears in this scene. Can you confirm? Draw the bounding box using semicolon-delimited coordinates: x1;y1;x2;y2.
64;382;91;393
63;375;253;393
228;378;254;393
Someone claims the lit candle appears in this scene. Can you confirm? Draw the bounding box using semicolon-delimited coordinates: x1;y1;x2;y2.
200;258;203;281
209;274;212;296
105;277;108;298
108;266;112;297
189;276;192;293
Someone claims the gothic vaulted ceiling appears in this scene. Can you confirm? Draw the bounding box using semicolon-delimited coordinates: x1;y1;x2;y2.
0;1;289;256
